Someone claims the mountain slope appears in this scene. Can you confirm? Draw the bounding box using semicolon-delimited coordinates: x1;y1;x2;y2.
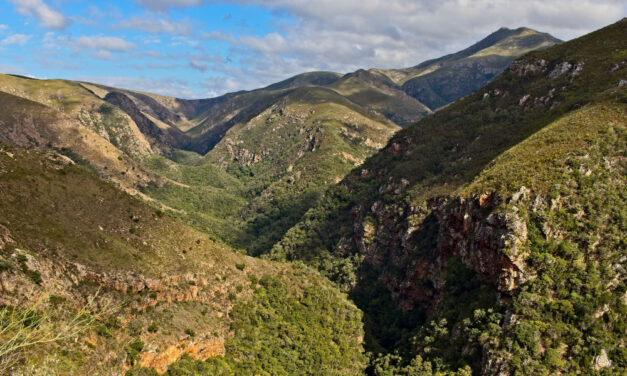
113;27;559;254
0;144;366;375
328;69;432;126
272;18;626;375
0;27;562;258
374;27;561;109
205;86;400;254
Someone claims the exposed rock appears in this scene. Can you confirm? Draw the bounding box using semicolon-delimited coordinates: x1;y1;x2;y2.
548;62;573;79
432;195;528;293
510;186;530;203
593;349;612;370
0;224;15;250
531;195;546;212
349;190;530;313
481;348;510;376
508;58;548;76
548;61;584;80
139;339;225;374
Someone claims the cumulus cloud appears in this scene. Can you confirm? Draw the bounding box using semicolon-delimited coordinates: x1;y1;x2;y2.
5;0;625;98
1;34;32;46
75;36;137;51
9;0;69;30
189;0;625;96
116;16;193;35
219;0;626;71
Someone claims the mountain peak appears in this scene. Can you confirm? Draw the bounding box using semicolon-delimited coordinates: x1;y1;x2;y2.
412;26;560;71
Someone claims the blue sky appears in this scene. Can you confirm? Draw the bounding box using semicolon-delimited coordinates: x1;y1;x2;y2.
0;1;624;98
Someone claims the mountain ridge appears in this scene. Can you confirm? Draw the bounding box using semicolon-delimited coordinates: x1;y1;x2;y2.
0;24;563;274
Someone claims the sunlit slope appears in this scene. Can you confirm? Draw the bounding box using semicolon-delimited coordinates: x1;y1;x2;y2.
0;145;366;375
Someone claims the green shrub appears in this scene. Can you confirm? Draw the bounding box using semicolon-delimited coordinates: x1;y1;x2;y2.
125;338;145;365
0;262;13;272
147;323;158;333
29;270;42;285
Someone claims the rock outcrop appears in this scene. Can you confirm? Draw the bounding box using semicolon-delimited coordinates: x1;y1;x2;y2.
139;339;225;374
348;188;530;312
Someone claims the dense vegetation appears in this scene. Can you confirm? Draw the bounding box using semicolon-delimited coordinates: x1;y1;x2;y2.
272;18;627;374
128;273;366;375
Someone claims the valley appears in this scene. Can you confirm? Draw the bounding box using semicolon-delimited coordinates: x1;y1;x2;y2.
0;14;624;376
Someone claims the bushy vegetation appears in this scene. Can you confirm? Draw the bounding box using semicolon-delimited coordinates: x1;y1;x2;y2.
127;274;366;375
272;19;627;374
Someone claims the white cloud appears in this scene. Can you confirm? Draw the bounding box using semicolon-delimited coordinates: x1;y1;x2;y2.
134;0;204;11
116;16;193;35
218;0;626;71
137;50;166;58
75;36;137;52
0;63;27;75
91;50;116;61
0;25;8;32
9;0;69;30
190;0;625;96
189;60;208;71
1;34;32;46
35;55;79;69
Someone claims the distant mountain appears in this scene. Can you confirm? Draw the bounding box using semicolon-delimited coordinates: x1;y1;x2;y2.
273;18;626;375
375;27;562;109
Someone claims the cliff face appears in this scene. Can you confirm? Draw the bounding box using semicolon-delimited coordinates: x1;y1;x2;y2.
349;189;529;313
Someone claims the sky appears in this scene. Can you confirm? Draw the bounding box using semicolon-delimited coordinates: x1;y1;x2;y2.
0;1;624;98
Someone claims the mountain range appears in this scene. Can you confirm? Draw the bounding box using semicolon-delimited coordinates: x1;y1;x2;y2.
0;19;625;376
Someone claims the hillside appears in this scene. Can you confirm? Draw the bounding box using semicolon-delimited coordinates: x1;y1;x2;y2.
0;144;366;375
0;27;559;258
205;87;399;254
272;19;626;375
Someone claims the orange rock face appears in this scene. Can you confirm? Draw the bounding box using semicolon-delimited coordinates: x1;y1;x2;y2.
138;338;225;374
